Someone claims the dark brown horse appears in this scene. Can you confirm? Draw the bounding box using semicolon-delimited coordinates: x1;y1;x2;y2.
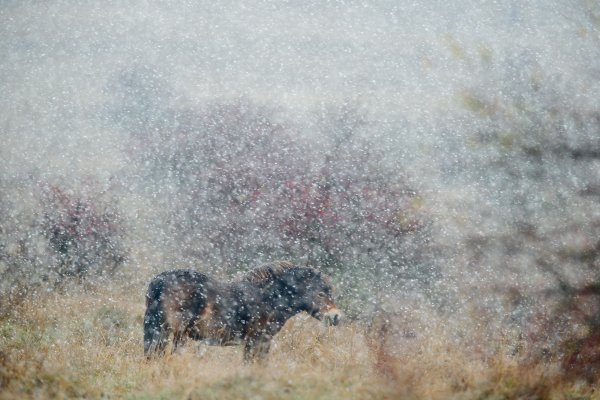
143;261;342;361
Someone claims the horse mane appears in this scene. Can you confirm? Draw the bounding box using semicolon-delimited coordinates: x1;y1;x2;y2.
243;260;297;285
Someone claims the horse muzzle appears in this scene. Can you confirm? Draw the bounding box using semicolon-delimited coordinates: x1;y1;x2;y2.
323;308;342;326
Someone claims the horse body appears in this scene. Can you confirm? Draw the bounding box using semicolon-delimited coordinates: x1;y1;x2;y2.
143;261;341;361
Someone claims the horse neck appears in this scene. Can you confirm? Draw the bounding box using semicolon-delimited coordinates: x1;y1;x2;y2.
228;279;301;322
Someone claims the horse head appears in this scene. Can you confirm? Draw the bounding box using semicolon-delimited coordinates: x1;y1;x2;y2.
280;266;342;326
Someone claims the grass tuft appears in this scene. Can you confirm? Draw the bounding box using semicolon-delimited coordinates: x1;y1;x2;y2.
1;283;599;399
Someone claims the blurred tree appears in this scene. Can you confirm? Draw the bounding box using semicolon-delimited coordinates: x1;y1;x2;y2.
122;96;436;316
455;9;600;375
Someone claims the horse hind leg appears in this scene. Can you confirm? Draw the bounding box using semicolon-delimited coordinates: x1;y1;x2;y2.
174;300;209;351
151;326;171;356
171;327;187;354
144;301;171;357
171;312;197;354
144;322;170;357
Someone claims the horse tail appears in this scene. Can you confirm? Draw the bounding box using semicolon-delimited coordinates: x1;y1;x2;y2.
144;276;169;357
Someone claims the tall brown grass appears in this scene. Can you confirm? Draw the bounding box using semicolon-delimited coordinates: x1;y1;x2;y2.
0;281;597;399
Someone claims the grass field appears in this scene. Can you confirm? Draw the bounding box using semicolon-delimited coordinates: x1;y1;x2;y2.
0;281;598;399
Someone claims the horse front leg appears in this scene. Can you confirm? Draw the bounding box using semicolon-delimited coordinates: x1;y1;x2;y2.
243;335;272;363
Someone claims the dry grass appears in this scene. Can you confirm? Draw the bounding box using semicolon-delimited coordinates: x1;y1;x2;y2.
0;282;598;399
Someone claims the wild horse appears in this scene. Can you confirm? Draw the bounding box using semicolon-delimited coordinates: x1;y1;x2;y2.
143;261;342;361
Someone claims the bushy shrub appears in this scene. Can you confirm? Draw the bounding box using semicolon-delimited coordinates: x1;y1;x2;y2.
0;176;128;315
39;182;127;279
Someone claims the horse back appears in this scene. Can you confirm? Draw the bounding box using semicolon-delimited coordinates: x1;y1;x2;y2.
147;270;213;319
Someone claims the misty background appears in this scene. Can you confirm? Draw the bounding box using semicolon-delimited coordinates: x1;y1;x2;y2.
1;0;599;334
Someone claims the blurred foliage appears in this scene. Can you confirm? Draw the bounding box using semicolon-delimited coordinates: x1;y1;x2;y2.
107;67;437;315
456;30;600;382
0;177;128;314
39;183;127;279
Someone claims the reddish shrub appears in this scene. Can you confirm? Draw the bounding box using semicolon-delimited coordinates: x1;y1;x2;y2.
39;182;127;279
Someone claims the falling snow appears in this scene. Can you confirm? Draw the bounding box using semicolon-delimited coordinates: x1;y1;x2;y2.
1;1;600;397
